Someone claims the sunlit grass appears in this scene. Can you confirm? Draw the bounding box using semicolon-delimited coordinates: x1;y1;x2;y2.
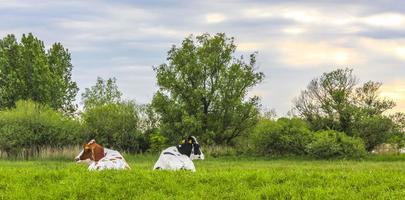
0;155;404;199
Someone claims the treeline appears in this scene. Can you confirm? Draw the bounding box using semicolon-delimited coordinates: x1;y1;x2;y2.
0;33;403;159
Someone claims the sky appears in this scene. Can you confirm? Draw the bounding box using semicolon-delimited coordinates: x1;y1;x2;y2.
0;0;404;115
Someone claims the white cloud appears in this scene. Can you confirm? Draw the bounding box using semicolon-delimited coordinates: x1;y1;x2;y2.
395;47;405;59
281;10;318;24
241;6;405;32
358;38;405;61
363;13;405;29
242;5;357;26
282;27;306;35
205;13;226;24
277;40;363;67
2;0;404;115
54;4;189;52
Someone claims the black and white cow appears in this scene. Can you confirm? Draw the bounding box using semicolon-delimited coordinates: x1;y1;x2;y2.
153;136;204;172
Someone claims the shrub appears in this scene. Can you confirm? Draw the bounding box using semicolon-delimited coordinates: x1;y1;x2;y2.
350;115;396;152
251;118;312;156
0;100;83;157
148;131;167;153
306;130;366;159
82;101;148;153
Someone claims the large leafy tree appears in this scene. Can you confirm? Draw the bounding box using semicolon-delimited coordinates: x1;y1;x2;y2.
293;68;400;151
152;33;264;145
0;33;78;114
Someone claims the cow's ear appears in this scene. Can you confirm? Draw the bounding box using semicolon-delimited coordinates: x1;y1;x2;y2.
181;139;185;144
188;139;192;144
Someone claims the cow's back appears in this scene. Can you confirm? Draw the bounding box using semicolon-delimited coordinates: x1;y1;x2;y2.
89;148;131;170
153;146;195;171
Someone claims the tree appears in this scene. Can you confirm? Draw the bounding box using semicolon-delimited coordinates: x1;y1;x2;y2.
350;115;395;151
293;68;399;151
152;33;264;144
47;42;79;113
389;112;405;150
81;77;147;152
353;81;396;116
294;68;357;132
0;33;78;114
81;77;122;110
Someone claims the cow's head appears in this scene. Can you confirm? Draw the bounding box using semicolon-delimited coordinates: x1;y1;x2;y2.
75;139;105;162
178;136;204;160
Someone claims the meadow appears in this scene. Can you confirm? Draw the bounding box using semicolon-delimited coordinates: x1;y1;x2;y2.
0;155;404;200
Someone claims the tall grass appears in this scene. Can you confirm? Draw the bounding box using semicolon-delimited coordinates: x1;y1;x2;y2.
1;145;404;161
202;145;239;157
0;145;81;160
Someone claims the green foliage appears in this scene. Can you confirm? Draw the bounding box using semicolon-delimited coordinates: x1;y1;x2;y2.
294;68;357;132
251;118;313;155
306;130;366;159
82;101;147;153
0;100;83;157
387;112;405;149
0;33;78;114
351;115;396;151
148;132;167;153
152;33;264;145
294;68;399;151
81;77;122;110
1;157;405;199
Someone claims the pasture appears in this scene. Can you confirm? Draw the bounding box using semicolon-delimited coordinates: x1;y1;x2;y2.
0;155;404;199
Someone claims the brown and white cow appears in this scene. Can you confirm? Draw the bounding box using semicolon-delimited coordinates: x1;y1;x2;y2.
75;139;131;171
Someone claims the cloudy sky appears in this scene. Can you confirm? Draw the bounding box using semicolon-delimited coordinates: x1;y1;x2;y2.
1;0;404;115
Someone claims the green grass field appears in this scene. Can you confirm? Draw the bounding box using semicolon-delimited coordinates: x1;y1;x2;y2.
0;155;404;200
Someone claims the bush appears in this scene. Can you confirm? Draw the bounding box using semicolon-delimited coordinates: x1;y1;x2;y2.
251;118;312;156
306;130;366;159
0;100;83;157
148;131;167;153
351;115;396;152
82;101;148;153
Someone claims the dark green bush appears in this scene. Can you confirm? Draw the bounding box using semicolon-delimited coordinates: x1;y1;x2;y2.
306;130;366;159
251;118;312;156
0;100;83;157
350;115;396;152
82;101;148;153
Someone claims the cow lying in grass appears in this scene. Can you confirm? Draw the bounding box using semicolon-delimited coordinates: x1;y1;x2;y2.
153;136;204;172
75;139;131;171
